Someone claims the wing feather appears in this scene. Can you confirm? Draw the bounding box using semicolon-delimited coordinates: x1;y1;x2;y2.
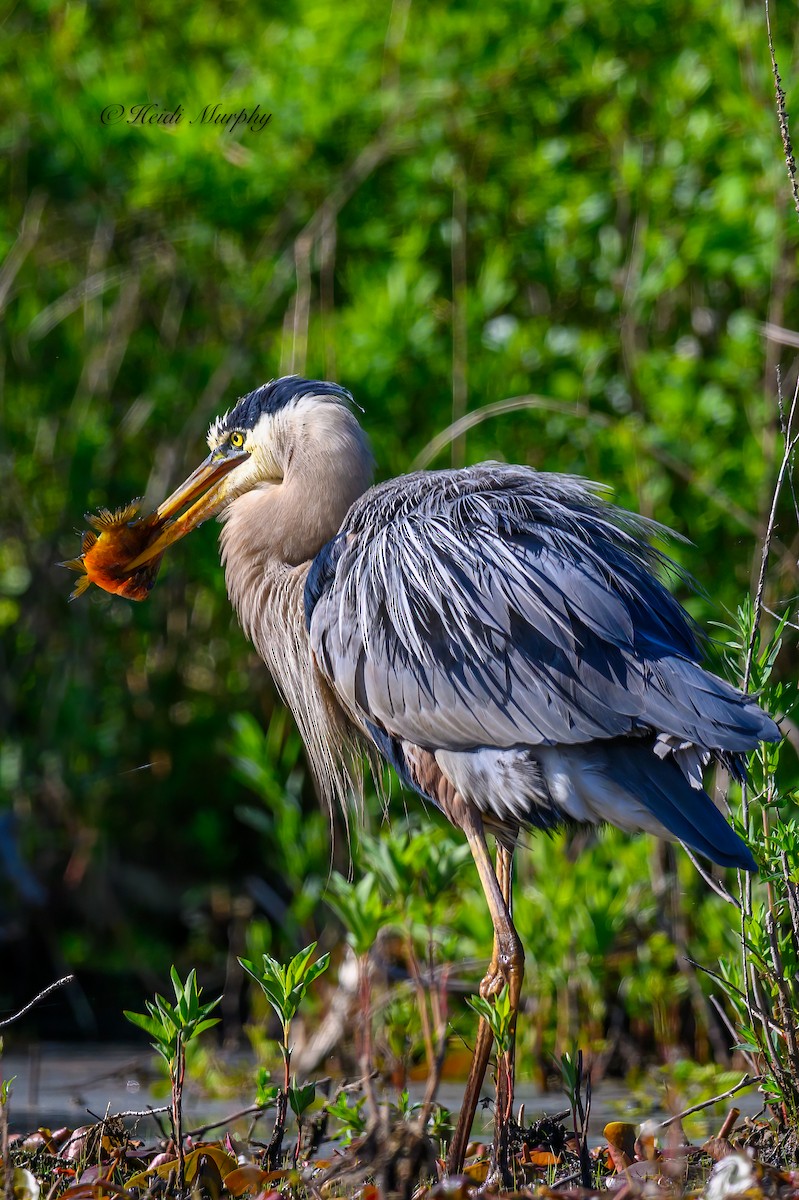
307;466;778;754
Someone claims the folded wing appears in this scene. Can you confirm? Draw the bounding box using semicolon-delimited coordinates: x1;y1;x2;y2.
306;465;777;759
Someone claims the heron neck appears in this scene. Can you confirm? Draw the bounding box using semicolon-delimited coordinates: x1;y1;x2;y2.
219;523;366;819
216;406;373;806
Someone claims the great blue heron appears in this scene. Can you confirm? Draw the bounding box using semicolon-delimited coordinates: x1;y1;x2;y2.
123;375;778;1174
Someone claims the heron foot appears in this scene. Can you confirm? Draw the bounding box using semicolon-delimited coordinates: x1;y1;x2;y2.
478;939;524;1187
479;939;525;1004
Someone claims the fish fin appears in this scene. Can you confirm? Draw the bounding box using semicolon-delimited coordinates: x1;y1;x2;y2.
69;575;92;601
85;508;112;531
116;499;143;524
85;500;142;530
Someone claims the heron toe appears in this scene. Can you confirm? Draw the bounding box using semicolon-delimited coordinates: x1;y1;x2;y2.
479;954;523;1003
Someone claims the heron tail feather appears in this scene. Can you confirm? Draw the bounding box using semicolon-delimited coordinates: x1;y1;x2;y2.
600;741;756;872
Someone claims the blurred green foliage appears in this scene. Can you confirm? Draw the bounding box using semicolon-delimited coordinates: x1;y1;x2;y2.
1;0;798;1059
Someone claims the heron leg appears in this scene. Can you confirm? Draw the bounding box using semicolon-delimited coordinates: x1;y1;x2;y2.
446;817;523;1180
490;843;519;1183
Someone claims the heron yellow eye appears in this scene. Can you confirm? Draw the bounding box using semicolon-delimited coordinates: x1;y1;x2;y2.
229;431;245;449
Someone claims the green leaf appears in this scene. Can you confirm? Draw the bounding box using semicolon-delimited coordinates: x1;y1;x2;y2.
288;1081;316;1117
124;1010;172;1043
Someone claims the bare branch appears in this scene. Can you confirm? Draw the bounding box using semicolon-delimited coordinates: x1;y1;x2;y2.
682;847;741;907
0;975;75;1029
743;369;799;693
657;1074;761;1129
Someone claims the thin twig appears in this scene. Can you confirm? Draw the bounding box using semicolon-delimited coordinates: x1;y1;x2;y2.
682;848;741;907
760;320;799;349
688;959;783;1038
766;910;799;1076
186;1104;266;1139
450;168;468;467
0;190;47;316
742;371;799;693
0;976;75;1028
738;371;799;942
417;965;450;1131
410;394;775;544
764;0;799;219
86;1106;170;1121
657;1074;761;1128
551;1170;581;1189
709;994;761;1077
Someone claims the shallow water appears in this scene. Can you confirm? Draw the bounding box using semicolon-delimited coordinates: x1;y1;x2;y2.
2;1043;764;1146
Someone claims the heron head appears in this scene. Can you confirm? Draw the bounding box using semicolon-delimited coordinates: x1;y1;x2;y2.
126;377;368;570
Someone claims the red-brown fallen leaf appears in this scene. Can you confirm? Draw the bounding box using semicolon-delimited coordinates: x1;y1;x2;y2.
58;1182;132;1200
50;1129;73;1152
144;1152;174;1172
606;1159;672;1191
19;1132;50;1154
126;1142;237;1189
427;1176;477;1199
635;1122;660;1163
224;1166;279;1196
520;1148;561;1168
703;1136;737;1163
604;1122;637;1171
463;1160;489;1183
60;1127;96;1162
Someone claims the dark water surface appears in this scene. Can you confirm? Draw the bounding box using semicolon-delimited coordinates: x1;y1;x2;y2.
3;1043;764;1147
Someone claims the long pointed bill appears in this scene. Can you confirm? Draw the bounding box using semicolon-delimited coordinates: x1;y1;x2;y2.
126;448;249;570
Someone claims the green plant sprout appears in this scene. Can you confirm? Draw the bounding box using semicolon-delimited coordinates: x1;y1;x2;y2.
254;1065;280;1109
556;1046;592;1188
326;1091;368;1147
466;986;514;1058
124;967;221;1194
467;985;517;1181
228;711;331;942
714;599;799;1129
326;872;395;1119
288;1080;317;1166
0;1036;14;1200
239;942;329;1166
326;872;392;959
359;822;471;1074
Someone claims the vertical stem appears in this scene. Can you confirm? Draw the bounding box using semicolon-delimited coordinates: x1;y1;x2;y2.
492;1047;514;1186
173;1036;185;1196
320;220;338;381
266;1047;290;1169
764;0;799;220
405;933;435;1072
1;1080;10;1200
450;168;468;468
358;956;379;1121
290;233;313;376
737;366;799;1035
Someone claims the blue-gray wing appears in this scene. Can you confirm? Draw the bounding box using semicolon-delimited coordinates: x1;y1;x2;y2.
305;466;777;754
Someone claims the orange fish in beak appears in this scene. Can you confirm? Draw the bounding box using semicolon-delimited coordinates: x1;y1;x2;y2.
62;501;166;601
63;447;249;601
